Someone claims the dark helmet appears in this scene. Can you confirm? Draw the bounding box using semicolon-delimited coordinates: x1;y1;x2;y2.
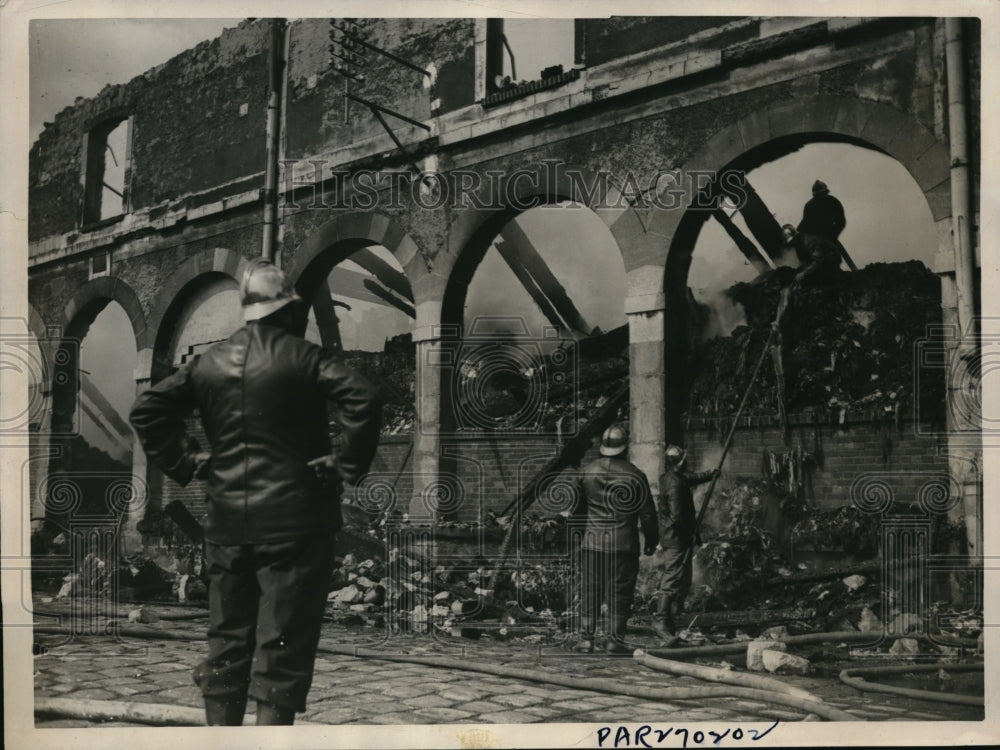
664;444;688;470
600;424;628;457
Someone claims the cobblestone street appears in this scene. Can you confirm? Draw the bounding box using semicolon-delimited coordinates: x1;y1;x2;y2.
31;607;984;729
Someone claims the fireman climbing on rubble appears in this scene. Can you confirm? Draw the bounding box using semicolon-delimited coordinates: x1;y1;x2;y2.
782;179;858;294
652;445;719;647
797;179;846;243
780;223;844;288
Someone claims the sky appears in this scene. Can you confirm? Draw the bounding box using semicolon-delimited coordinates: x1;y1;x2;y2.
31;18;937;448
29;18;241;142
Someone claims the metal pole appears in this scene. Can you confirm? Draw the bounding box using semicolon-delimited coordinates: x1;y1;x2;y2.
944;18;980;559
261;19;287;262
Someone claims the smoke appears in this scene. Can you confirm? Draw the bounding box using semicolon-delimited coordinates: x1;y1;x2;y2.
693;285;748;342
694;442;724;474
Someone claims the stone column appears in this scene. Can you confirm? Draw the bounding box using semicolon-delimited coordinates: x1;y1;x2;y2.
122;348;153;554
410;317;444;519
625;293;666;496
934;218;982;558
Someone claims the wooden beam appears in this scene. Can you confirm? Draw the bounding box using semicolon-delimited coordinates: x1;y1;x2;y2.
713;207;774;273
327;267;398;306
311;277;343;351
492;239;572;336
732;179;786;257
349;247;414;301
498;220;594;337
362;278;416;318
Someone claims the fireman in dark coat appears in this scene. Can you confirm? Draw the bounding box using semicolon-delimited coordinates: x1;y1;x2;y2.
130;259;381;726
797;179;846;242
781;224;843;287
652;445;718;646
572;424;659;655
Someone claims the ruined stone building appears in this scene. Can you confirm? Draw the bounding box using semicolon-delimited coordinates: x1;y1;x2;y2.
27;17;982;569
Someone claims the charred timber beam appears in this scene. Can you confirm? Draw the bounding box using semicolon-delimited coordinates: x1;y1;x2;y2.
312;277;344;351
500;385;629;519
497;221;594;338
362;278;416;318
493;239;572;337
713;207;774;274
731;177;786;258
349;247;414;302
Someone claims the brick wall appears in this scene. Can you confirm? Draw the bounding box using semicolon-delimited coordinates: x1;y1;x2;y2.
685;416;950;512
29;19;271;242
285;18;475;160
157;414;949;533
581;16;748;68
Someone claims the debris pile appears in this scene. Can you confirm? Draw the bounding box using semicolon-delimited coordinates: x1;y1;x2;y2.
324;548;565;640
687;261;944;423
338;333;416;435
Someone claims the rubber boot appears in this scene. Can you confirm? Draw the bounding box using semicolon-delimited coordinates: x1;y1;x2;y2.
255;700;295;726
574;615;595;653
650;594;680;648
204;695;247;726
604;615;632;655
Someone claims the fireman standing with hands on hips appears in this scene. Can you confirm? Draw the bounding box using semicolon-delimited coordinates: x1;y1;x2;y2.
130;259;382;726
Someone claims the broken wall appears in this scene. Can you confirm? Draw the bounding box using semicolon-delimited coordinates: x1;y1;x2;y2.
29;19;271;244
285;18;475;160
581;16;747;67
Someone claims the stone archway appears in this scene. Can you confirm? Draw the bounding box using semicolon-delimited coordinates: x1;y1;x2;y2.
435;161;668;504
45;276;148;550
649;95;972;548
286;213;431;515
145;248;250;382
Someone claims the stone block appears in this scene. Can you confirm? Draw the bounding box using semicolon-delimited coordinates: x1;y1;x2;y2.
746;639;787;671
889;637;921;655
628;311;664;345
832;98;871;139
738;108;772;154
761;649;811;675
909;142;950;192
631;343;665;377
923;178;952;222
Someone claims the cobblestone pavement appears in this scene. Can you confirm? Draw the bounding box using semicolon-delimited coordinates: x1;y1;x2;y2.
31;605;984;728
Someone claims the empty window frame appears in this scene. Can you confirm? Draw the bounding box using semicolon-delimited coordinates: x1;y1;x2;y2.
83;116;130;224
486;18;576;92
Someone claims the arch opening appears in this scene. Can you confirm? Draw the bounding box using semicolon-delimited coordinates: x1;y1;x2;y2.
39;298;139;566
299;241;417;438
443;201;628;438
663;137;946;504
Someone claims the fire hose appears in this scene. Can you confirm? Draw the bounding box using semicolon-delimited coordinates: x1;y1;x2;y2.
839;663;983;707
645;630;979;661
34;623;858;722
633;650;819;702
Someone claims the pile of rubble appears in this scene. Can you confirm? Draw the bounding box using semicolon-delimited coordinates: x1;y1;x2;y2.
324;549;564;640
339;335;417;436
687;261;945;423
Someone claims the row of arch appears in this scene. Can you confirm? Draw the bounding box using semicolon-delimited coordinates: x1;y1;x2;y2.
34;94;951;390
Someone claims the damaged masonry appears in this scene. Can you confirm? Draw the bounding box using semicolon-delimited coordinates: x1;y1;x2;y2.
22;13;984;732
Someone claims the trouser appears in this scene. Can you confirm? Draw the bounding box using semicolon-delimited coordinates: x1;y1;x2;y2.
656;545;693;606
194;535;336;713
579;549;640;629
